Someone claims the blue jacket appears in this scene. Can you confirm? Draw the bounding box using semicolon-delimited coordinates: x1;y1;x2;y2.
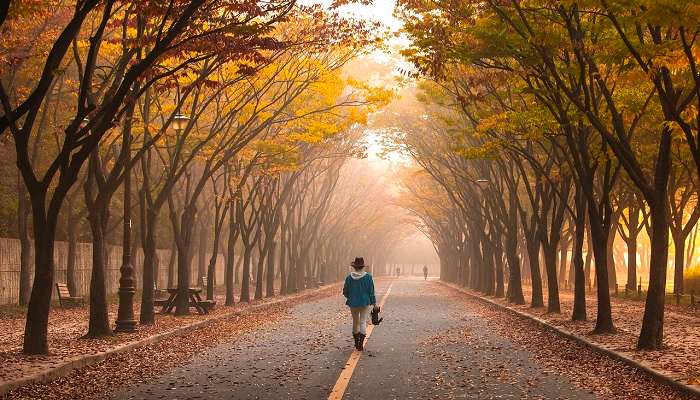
343;271;376;307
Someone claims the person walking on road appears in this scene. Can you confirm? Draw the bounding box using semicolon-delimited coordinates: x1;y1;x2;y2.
423;265;428;280
343;257;377;351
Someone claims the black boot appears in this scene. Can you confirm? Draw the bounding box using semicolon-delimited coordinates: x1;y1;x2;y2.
357;333;366;351
353;333;360;350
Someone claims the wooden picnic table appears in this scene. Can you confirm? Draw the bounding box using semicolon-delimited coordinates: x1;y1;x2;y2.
159;287;210;315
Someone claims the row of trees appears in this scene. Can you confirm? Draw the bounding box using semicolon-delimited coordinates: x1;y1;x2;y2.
0;0;396;355
393;0;700;350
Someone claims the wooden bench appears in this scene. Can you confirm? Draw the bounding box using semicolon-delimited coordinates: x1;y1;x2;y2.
153;298;170;307
55;283;83;307
199;276;216;311
153;282;170;307
154;281;167;297
159;288;215;314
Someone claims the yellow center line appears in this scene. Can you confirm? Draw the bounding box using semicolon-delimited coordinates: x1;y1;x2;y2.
327;282;394;400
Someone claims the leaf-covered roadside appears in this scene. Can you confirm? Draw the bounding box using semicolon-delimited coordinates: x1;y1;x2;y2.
1;285;339;399
433;283;696;400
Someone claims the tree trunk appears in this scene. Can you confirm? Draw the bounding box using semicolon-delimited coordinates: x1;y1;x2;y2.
504;217;525;304
254;244;265;300
279;227;287;295
175;208;196;316
482;238;495;295
86;207;112;337
266;242;276;297
584;230;593;290
636;126;673;349
139;209;158;324
240;246;252;302
225;207;236;306
519;237;530;283
66;202;78;296
638;202;670;349
542;240;561;313
198;221;207;281
544;189;567;314
558;239;568;285
468;238;480;289
525;239;544;308
206;238;220;301
588;218;615;333
297;251;307;292
287;247;297;294
235;254;243;284
23;217;56;354
18;179;32;306
572;188;587;321
503;196;525;305
460;243;470;287
626;236;638;292
606;223;618;291
672;230;685;295
493;237;504;297
167;237;177;288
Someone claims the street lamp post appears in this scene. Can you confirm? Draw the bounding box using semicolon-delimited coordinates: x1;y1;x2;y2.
115;113;137;332
170;113;190;312
171;113;190;133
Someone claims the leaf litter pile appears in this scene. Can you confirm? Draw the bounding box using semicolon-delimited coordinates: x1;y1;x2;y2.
3;286;338;400
435;284;696;400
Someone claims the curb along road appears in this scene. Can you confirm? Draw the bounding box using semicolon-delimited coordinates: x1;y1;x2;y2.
0;284;339;398
438;281;700;399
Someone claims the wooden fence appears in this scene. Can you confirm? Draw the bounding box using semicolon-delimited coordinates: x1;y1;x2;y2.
0;238;225;305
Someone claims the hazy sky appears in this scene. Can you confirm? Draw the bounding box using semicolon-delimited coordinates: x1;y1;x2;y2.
335;1;410;164
301;0;409;69
304;0;402;31
341;0;401;31
303;0;410;164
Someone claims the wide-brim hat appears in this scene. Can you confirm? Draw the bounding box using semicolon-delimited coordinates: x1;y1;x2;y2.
350;257;367;268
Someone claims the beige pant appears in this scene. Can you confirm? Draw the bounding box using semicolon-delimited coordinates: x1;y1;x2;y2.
350;306;371;334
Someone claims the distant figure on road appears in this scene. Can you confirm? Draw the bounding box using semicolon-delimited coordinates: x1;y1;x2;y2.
343;257;377;351
423;265;428;280
395;267;401;278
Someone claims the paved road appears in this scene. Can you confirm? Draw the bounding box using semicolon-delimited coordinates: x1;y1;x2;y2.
111;279;595;399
